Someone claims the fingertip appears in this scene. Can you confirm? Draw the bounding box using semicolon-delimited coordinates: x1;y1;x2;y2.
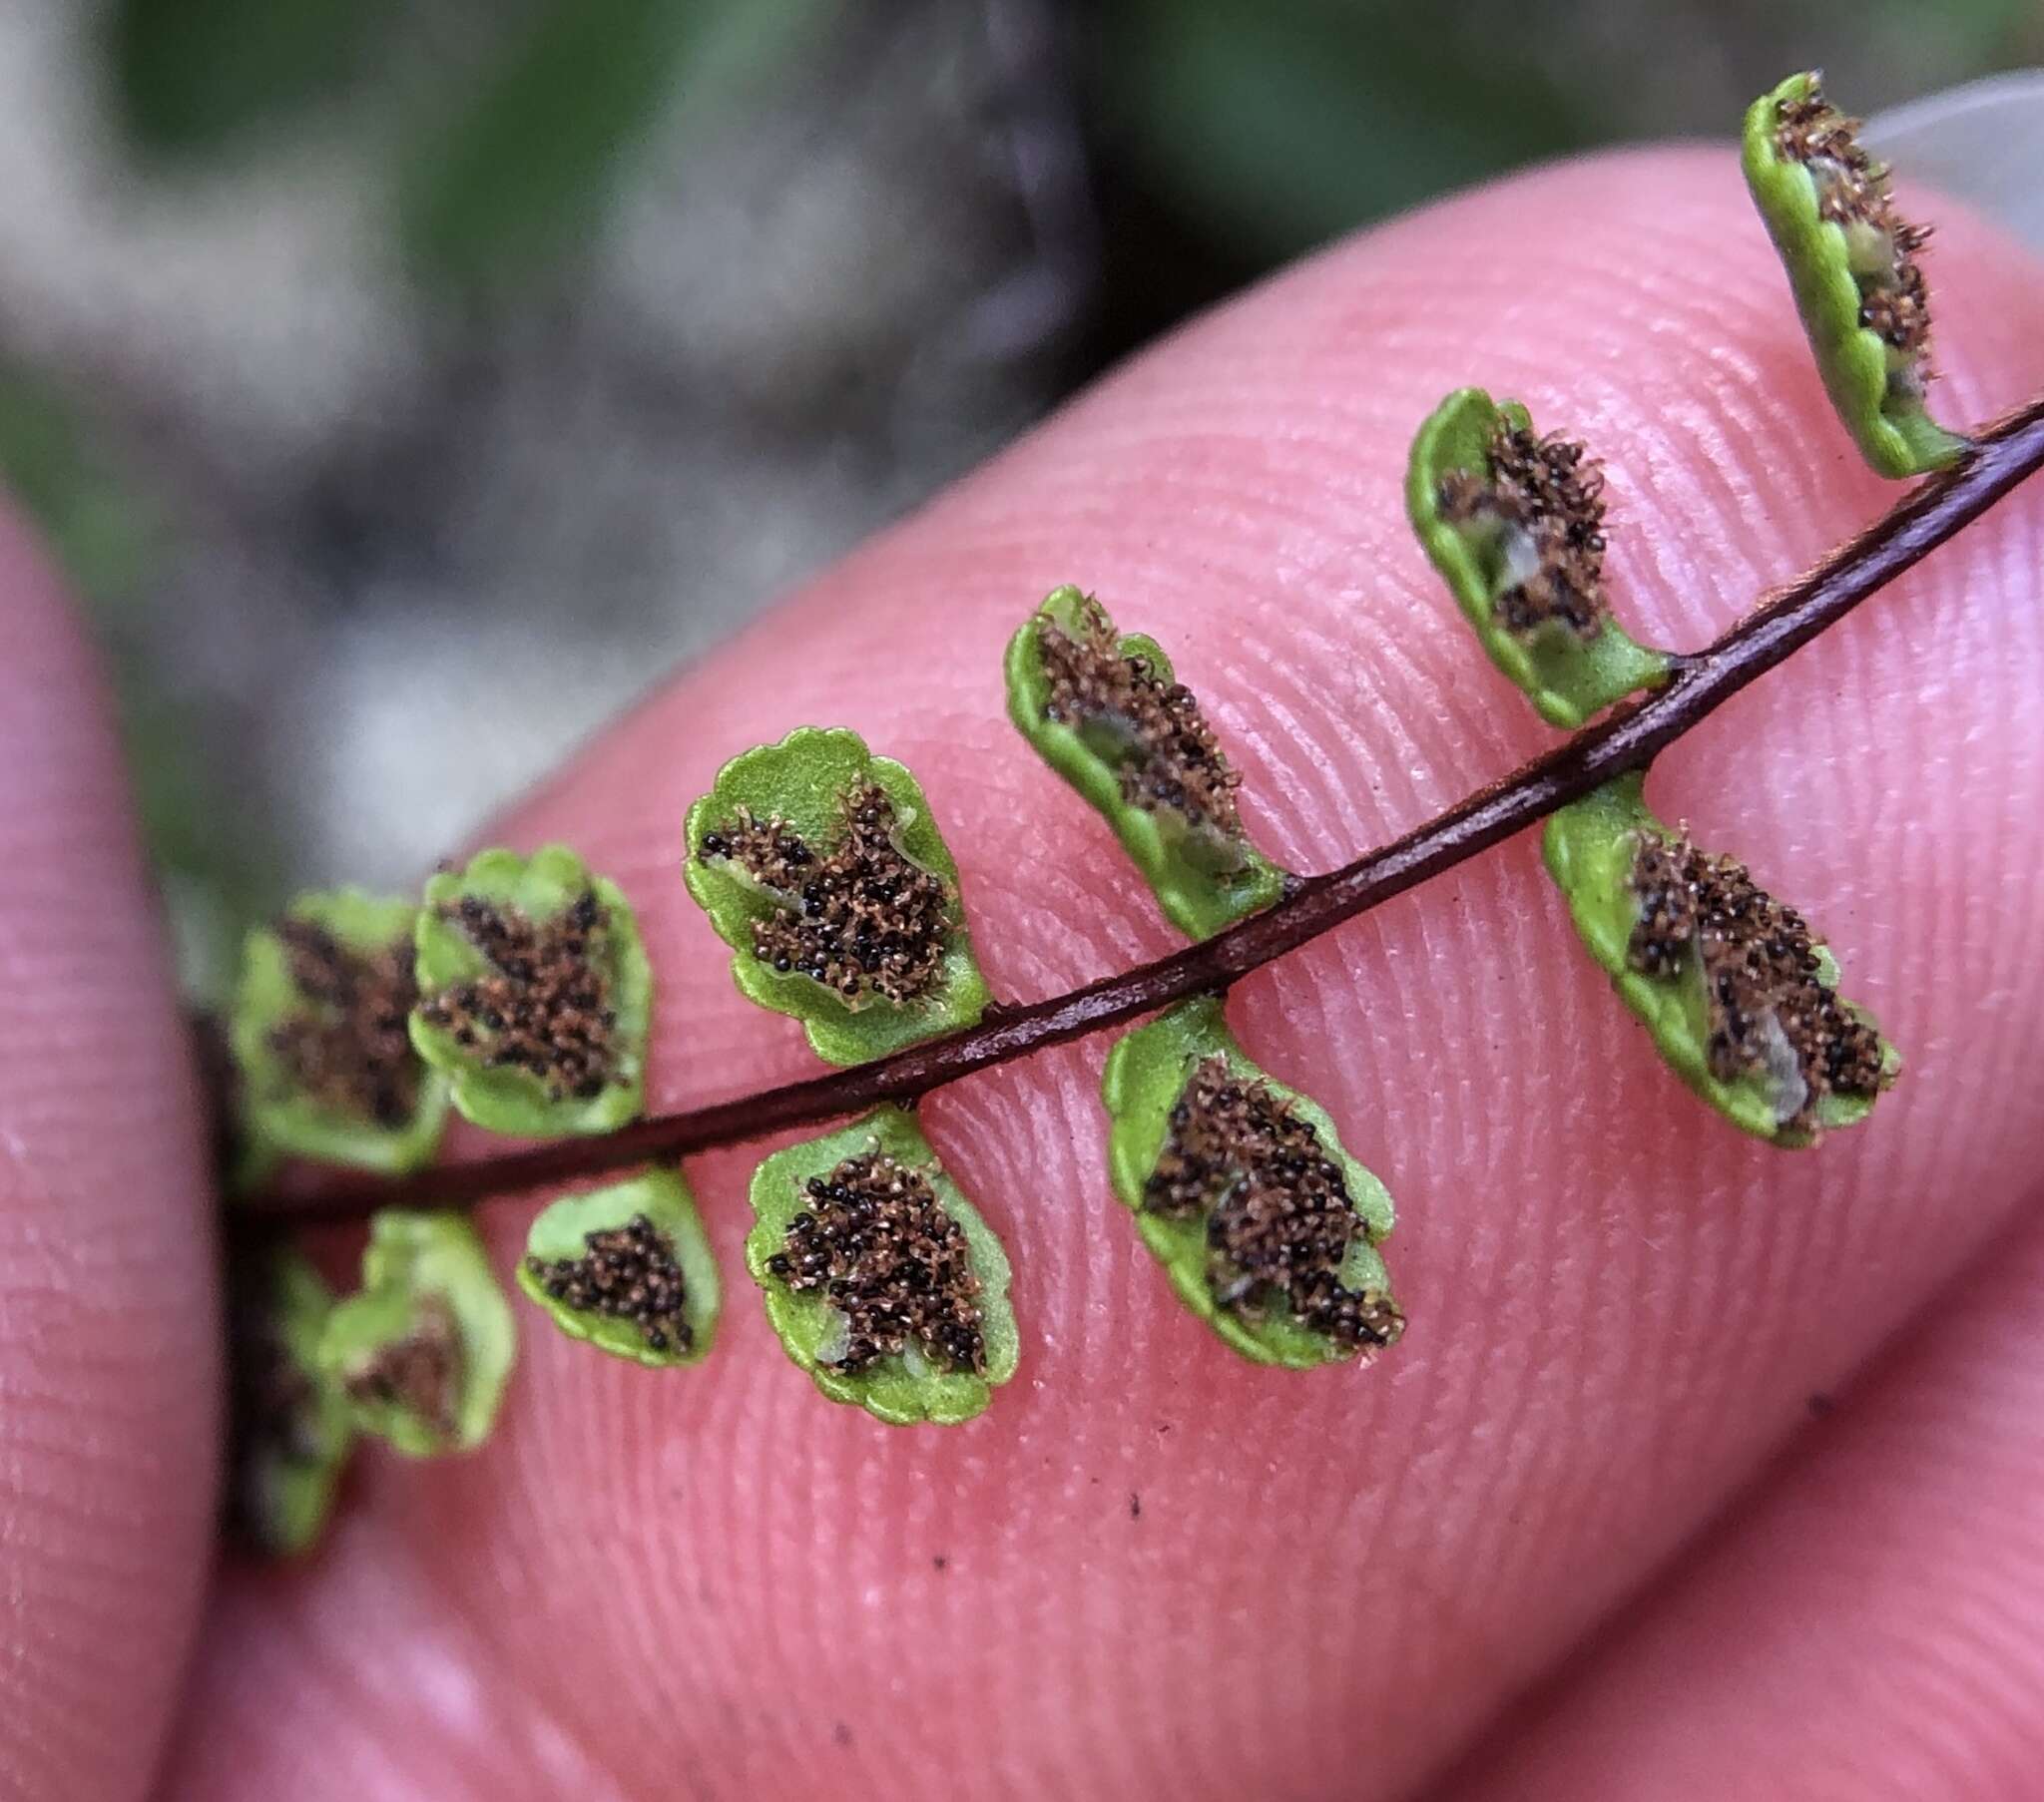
162;146;2044;1802
0;509;220;1802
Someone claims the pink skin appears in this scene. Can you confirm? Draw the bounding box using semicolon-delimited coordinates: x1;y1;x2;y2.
1441;1220;2044;1802
0;149;2039;1802
0;507;218;1801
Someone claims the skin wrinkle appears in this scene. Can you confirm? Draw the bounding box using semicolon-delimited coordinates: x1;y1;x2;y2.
612;1418;693;1728
0;518;217;1802
255;1586;516;1797
1684;1152;1793;1474
1435;1203;2044;1802
1219;673;1349;850
951;771;1174;992
424;1529;640;1793
1439;877;1498;1169
1778;637;1891;1339
1669;854;1849;1448
1470;1148;1604;1609
950;1071;1108;1359
1605;412;1773;639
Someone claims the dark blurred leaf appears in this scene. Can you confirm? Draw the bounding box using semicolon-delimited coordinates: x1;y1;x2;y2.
0;363;277;993
1867;0;2038;59
0;365;157;607
108;0;388;155
398;0;822;289
1099;0;1605;259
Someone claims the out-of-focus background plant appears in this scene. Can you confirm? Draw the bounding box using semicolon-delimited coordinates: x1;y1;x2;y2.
2;0;2039;999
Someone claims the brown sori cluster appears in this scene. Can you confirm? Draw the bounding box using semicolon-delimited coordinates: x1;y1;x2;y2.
1776;80;1935;366
339;1293;463;1440
1145;1058;1404;1355
701;783;950;1006
1438;422;1609;638
266;920;421;1126
1627;831;1887;1126
525;1213;694;1354
1036;596;1248;841
419;891;617;1100
765;1151;987;1375
224;1266;324;1546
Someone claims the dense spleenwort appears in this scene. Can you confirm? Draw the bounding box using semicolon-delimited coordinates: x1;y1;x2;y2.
1005;586;1286;939
225;1251;352;1558
1775;80;1935;385
746;1109;1017;1422
1104;999;1398;1367
526;1214;694;1356
266;921;421;1128
687;729;989;1063
517;1171;719;1367
766;1151;987;1376
233;890;449;1176
319;1209;517;1456
1037;592;1249;842
419;890;618;1101
1741;71;1966;477
222;92;2039;1481
702;782;949;1007
1628;831;1887;1134
1406;389;1669;729
1544;774;1896;1145
412;846;651;1135
227;1294;320;1519
337;1293;464;1443
1437;421;1609;639
1147;1058;1405;1356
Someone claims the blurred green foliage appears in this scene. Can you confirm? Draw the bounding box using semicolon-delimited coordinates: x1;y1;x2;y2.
0;366;156;609
0;363;271;998
1094;0;2044;261
110;0;388;153
108;0;827;288
400;0;706;285
1099;0;1602;260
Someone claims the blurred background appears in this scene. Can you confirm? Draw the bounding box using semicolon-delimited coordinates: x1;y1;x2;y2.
2;0;2039;1000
